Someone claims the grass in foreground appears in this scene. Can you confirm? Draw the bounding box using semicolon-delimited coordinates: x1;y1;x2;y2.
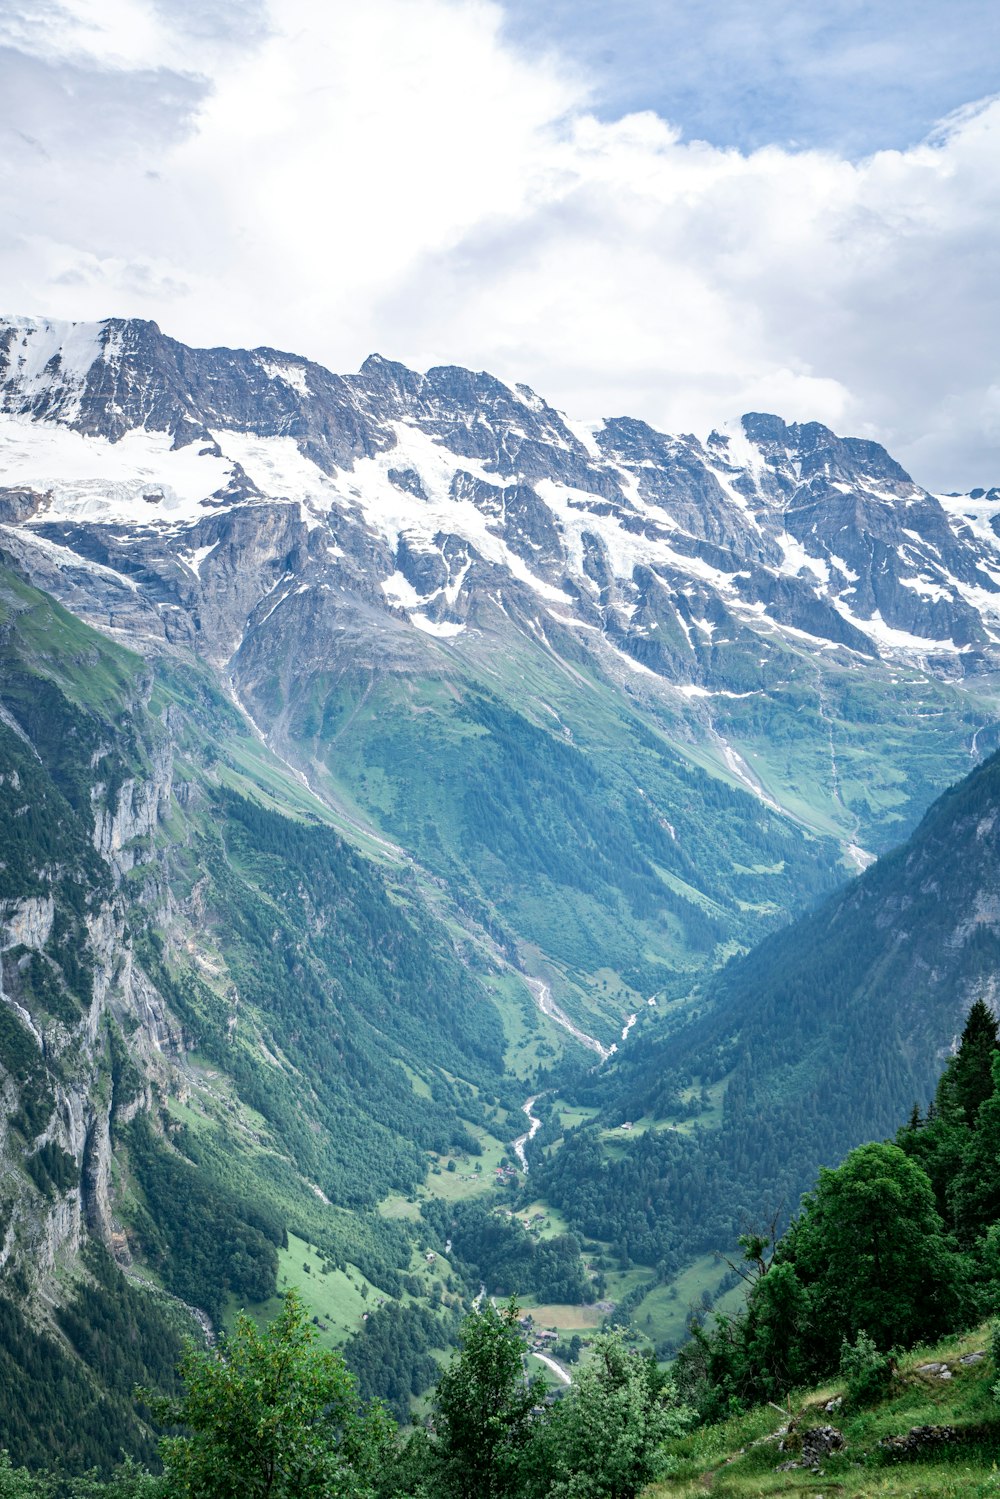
646;1323;1000;1497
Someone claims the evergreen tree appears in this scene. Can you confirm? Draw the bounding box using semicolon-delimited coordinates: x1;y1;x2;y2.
737;1261;812;1398
951;1051;1000;1244
950;999;999;1126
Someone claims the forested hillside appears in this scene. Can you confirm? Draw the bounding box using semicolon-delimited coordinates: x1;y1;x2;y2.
10;1006;1000;1496
529;746;1000;1317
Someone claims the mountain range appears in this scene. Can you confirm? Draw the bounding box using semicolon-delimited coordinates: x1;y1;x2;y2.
3;315;1000;1032
1;313;1000;1462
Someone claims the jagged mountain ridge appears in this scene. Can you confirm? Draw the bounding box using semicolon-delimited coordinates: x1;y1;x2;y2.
2;314;999;675
0;313;997;1036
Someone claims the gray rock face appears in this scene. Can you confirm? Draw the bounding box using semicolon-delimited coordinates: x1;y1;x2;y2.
0;731;180;1278
0;317;380;469
1;313;1000;873
776;1424;845;1471
2;313;997;691
880;1424;959;1455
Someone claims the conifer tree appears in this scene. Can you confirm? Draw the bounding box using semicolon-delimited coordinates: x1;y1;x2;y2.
951;1051;1000;1243
950;999;999;1126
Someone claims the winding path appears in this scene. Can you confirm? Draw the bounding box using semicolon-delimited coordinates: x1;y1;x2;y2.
533;1350;573;1385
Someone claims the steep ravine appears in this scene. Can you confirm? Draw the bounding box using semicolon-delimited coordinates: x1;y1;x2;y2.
512;1095;543;1174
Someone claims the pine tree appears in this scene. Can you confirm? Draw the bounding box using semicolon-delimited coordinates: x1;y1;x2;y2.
951;1051;1000;1243
950;999;999;1126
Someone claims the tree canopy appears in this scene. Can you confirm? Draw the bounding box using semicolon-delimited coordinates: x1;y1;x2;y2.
149;1291;393;1499
433;1298;544;1499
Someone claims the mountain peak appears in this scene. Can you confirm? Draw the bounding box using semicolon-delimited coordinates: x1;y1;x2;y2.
359;351;411;377
0;310;995;678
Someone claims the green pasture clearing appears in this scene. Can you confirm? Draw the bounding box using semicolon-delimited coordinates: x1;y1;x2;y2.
596;1078;727;1149
600;1263;656;1305
414;1120;516;1205
551;1099;601;1132
630;1252;737;1349
398;1061;433;1099
519;1302;606;1331
517;1200;573;1239
377;1194;422;1221
244;1232;391;1349
489;971;568;1076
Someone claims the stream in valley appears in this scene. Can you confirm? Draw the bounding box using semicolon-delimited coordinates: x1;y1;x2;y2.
512;978;614;1171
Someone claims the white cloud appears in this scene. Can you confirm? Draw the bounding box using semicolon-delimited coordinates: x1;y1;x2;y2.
1;0;999;489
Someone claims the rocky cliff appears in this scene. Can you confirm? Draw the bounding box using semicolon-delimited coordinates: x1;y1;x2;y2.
0;555;523;1466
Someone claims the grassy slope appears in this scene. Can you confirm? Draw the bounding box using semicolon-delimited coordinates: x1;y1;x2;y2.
648;1326;1000;1497
270;629;864;1034
250;1231;459;1347
6;556;1000;1437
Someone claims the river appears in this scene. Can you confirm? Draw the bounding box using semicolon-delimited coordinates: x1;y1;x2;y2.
524;977;611;1062
506;978;627;1389
512;980;613;1172
512;1093;542;1172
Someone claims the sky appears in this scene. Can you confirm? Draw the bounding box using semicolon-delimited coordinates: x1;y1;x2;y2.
0;0;998;490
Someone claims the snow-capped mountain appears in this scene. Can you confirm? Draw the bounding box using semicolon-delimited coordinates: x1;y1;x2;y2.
1;312;998;904
2;314;998;680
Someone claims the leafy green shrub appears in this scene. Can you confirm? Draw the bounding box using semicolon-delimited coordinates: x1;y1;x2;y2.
839;1329;894;1407
990;1317;1000;1372
989;1318;1000;1403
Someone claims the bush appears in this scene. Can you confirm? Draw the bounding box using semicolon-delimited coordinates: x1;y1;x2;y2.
839;1329;894;1407
988;1319;1000;1403
991;1318;1000;1372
